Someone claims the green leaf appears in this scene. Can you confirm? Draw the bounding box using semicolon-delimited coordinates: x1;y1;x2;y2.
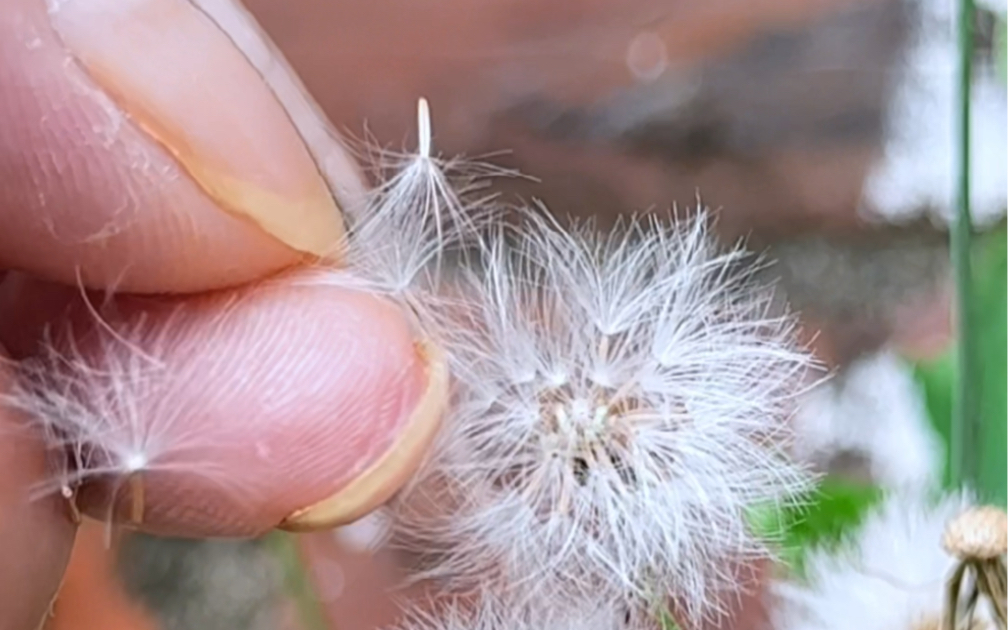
915;226;1007;506
914;352;956;486
748;479;883;578
971;227;1007;505
996;12;1006;85
658;610;681;630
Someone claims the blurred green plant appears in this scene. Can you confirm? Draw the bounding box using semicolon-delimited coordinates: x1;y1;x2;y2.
949;0;979;493
658;610;680;630
748;479;883;579
997;11;1006;83
916;224;1008;506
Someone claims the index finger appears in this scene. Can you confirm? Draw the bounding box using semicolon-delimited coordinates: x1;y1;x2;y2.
0;0;365;294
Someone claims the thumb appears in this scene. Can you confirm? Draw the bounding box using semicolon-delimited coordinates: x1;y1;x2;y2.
2;270;448;537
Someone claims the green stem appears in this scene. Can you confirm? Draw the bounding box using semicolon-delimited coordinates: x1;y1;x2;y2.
950;0;978;490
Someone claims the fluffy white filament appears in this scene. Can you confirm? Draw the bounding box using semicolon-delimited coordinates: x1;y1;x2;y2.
1;319;224;511
771;490;995;630
390;208;817;622
389;592;650;630
330;98;517;303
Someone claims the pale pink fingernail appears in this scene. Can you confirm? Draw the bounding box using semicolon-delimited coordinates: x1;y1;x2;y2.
46;0;355;258
279;341;449;531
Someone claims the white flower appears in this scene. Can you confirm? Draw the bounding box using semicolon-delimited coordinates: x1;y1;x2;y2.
771;490;998;630
792;349;943;489
391;207;816;622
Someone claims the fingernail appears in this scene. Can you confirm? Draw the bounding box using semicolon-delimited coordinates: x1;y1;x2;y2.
46;0;352;258
279;341;449;531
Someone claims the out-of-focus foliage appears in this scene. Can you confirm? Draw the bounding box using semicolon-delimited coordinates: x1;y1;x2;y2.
659;610;680;630
915;224;1008;506
749;479;884;579
997;12;1006;83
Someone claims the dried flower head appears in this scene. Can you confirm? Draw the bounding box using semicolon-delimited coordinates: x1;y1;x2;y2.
771;491;1002;630
941;506;1008;629
391;207;816;622
943;506;1008;561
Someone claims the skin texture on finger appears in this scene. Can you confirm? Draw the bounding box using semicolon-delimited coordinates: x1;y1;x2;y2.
0;356;76;630
0;270;447;537
0;0;359;293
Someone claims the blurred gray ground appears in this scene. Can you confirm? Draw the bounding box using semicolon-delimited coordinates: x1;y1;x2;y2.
118;535;285;630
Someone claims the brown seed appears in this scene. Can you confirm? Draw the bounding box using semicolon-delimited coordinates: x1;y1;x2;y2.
942;506;1008;561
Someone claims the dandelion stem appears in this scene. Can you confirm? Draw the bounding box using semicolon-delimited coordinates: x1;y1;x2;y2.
950;0;979;492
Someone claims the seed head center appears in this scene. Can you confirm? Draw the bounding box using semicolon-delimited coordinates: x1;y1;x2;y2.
538;384;639;487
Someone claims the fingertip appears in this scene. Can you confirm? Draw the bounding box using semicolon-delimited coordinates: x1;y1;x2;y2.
18;272;445;538
44;522;158;630
1;0;364;293
47;0;349;258
278;339;448;532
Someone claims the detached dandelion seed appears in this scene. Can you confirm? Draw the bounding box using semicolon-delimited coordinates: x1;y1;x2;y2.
391;206;816;623
2;316;232;531
312;98;519;308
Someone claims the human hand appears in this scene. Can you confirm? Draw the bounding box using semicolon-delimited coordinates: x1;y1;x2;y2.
0;1;447;628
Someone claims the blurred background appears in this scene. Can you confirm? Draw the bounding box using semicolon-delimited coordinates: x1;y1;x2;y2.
46;0;1007;629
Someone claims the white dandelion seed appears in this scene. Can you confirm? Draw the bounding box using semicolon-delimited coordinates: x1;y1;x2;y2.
771;490;1000;630
1;311;236;528
320;98;520;306
390;206;817;623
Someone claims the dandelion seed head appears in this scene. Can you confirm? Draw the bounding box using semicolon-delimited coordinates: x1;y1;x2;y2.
392;207;817;622
771;490;998;630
